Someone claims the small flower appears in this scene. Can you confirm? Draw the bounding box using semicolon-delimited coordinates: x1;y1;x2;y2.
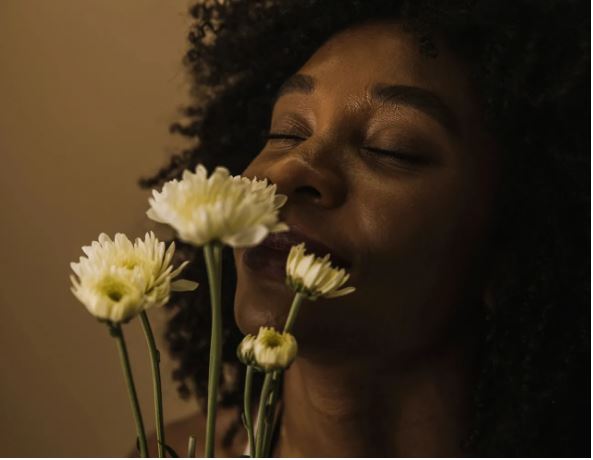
146;164;289;248
252;327;297;372
70;232;197;323
131;231;198;306
237;334;256;366
285;243;356;300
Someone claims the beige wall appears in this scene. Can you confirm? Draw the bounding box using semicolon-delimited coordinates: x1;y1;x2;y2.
0;1;199;456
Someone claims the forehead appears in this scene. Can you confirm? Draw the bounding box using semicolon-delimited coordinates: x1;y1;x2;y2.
294;21;478;126
302;22;423;82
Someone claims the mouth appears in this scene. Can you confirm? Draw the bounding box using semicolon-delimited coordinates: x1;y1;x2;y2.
242;226;352;283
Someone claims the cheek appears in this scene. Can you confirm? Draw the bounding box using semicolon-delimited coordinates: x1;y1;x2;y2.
351;168;493;345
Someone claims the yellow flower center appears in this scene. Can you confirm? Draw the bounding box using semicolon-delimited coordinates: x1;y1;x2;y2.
108;290;123;302
98;277;130;303
261;330;283;348
120;258;139;270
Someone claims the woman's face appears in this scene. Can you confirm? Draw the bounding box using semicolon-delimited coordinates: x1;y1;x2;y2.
233;20;501;361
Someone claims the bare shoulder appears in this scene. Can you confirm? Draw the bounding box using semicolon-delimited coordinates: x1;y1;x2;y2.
129;405;247;458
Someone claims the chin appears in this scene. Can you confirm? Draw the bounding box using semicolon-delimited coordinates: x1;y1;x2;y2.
233;246;295;334
233;275;293;335
234;301;287;335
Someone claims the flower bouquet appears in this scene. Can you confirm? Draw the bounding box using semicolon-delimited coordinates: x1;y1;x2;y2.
69;165;355;458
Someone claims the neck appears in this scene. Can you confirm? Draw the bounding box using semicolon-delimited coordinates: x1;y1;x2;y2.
273;333;479;457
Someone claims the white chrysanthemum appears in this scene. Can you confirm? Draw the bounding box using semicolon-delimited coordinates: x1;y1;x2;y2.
236;334;256;366
70;232;198;323
252;327;297;372
146;164;289;248
286;243;356;300
70;264;146;323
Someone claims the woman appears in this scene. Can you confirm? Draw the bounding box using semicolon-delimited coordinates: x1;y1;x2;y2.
140;0;589;456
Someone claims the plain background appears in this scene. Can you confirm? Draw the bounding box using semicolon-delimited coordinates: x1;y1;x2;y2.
0;1;202;456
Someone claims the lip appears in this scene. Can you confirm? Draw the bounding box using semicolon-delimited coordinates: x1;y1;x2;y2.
242;226;352;283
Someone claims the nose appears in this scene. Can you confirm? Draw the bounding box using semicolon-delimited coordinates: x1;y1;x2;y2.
263;148;347;209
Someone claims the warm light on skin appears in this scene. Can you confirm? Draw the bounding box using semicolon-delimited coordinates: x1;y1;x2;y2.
233;20;500;359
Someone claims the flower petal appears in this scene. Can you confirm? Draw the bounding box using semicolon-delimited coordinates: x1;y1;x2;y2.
323;286;356;298
222;225;269;248
271;222;290;233
146;207;166;223
285;242;355;299
170;279;199;292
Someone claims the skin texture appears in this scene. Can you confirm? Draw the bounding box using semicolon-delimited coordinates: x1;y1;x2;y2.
227;20;503;457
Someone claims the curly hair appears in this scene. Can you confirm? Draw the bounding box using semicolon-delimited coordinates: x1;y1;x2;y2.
139;0;590;456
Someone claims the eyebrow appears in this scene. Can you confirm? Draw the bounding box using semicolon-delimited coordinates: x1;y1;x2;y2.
275;73;316;99
273;73;460;135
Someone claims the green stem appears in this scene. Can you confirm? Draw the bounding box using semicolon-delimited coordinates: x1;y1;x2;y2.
243;365;256;458
110;323;148;458
139;311;165;458
203;242;223;458
261;371;282;457
187;435;196;457
255;293;305;456
254;372;274;457
283;293;305;334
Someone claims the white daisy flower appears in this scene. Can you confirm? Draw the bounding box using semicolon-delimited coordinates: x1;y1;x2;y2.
252;327;297;372
146;164;289;248
70;232;197;323
286;242;356;300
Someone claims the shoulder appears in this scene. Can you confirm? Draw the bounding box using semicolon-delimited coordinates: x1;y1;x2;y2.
128;405;247;458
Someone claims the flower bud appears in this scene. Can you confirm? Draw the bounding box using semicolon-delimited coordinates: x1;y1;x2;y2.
237;334;256;366
252;326;297;372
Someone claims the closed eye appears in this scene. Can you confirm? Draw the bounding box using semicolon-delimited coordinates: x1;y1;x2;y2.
266;133;306;141
266;133;430;166
362;146;429;165
265;132;307;151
